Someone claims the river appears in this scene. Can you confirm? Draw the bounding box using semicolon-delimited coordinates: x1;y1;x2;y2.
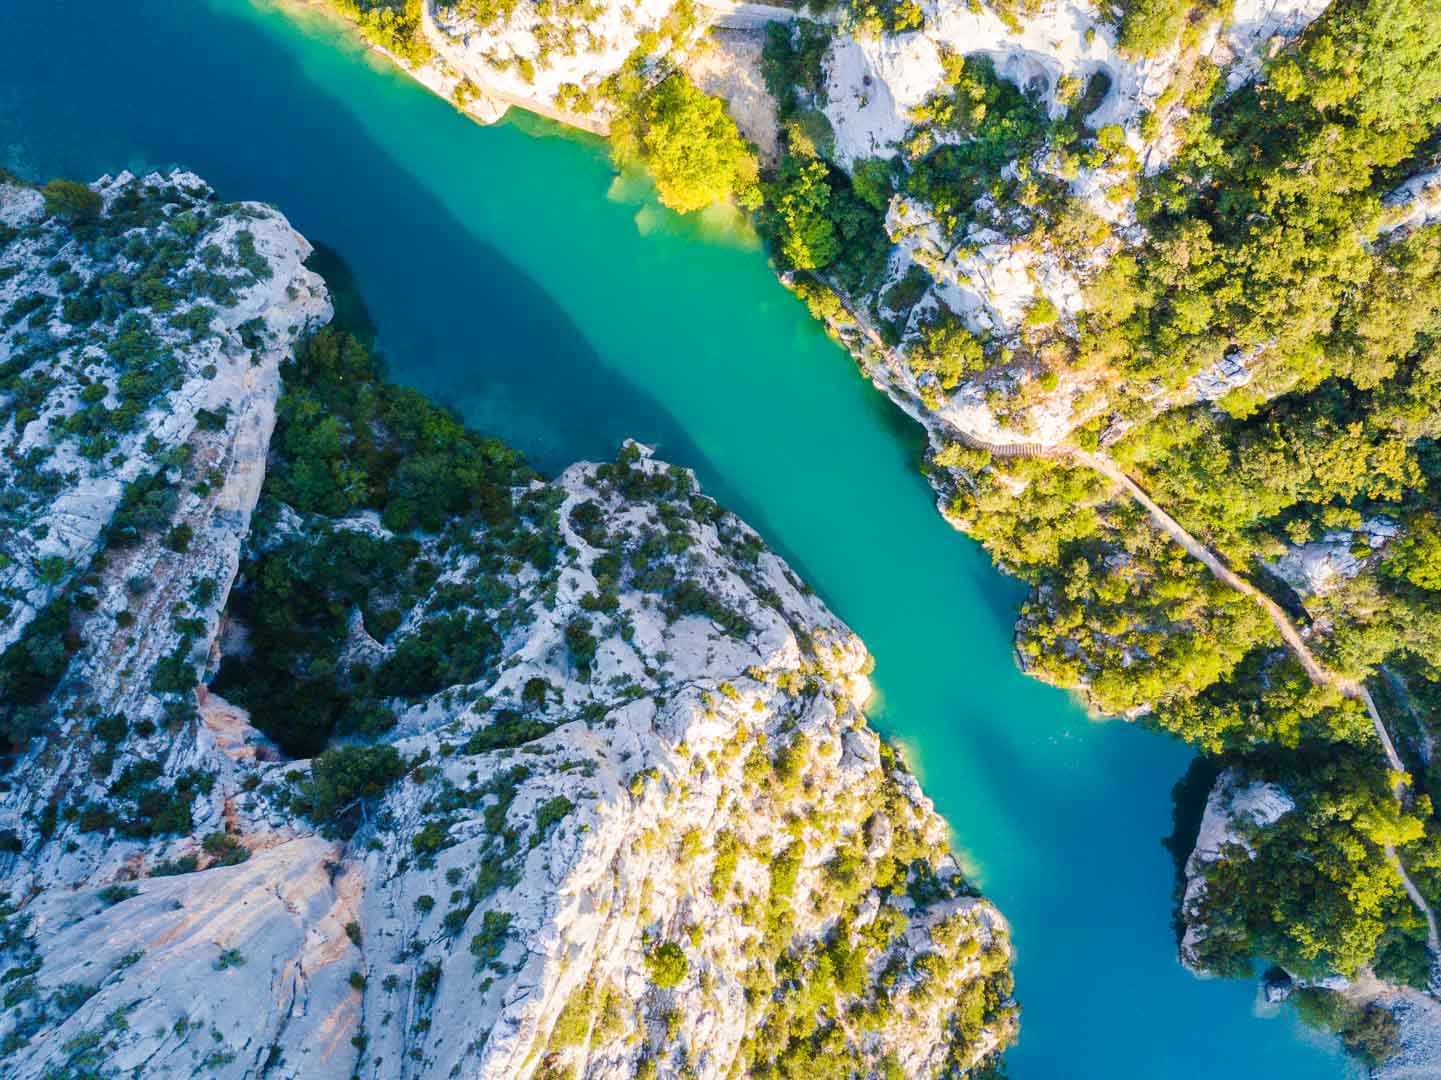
0;1;1356;1075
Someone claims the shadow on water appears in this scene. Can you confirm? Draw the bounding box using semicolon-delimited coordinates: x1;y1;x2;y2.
1162;754;1224;942
304;241;379;345
0;0;723;484
0;0;836;592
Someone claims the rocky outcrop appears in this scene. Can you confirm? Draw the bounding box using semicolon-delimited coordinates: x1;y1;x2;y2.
0;173;1015;1078
0;173;329;888
819;0;1330;450
0;171;327;660
1266;519;1400;600
1177;771;1294;972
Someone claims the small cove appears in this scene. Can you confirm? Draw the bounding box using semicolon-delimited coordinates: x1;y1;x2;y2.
0;2;1358;1074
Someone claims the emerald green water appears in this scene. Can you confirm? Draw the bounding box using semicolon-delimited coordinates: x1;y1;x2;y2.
1;2;1356;1075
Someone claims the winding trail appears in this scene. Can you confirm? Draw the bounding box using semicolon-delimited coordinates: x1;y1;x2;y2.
830;192;1441;987
1075;449;1441;975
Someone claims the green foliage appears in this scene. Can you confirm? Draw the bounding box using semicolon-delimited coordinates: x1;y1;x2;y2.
462;711;554;755
533;795;574;840
902;52;1051;238
1117;0;1201;58
213;328;529;755
762;152;840;271
846;0;925;36
1293;988;1401;1066
213;948;245;970
327;0;432;64
643;941;688;988
0;594;75;749
268;328;525;529
907;308;986;392
469;910;513;972
564;616;599;677
759;132;891;295
1384;514;1441;591
290;744;406;835
761;23;831;119
41;179;101;223
612;74;761;215
1187;751;1430;981
1119;0;1441;388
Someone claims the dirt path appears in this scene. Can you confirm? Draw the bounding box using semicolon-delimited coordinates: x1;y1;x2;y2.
825;235;1441;980
1078;449;1441;975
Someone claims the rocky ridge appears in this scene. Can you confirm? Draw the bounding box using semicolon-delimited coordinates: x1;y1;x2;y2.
0;174;1016;1078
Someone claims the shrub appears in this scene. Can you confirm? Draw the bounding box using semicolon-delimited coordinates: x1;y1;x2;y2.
907;309;985;391
469;910;513;972
213;948;245;971
1118;0;1193;57
293;744;405;833
644;941;688;989
41;179;101;223
97;884;138;905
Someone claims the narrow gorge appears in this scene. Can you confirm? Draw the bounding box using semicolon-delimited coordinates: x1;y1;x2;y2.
3;0;1441;1075
0;171;1015;1077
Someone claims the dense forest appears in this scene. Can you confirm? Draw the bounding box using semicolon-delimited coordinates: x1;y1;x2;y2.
931;0;1441;1035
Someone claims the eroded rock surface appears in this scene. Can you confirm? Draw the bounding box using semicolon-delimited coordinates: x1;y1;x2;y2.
0;172;1015;1079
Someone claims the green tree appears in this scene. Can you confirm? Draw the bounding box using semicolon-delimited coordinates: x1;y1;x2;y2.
1117;0;1194;58
295;744;405;831
1384;516;1441;592
907;309;985;390
614;75;760;215
644;941;688;988
762;153;839;271
41;179;102;223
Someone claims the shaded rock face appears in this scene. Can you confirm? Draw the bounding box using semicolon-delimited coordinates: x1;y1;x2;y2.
0;171;328;661
0;170;330;893
0;174;1015;1078
1177;770;1294;973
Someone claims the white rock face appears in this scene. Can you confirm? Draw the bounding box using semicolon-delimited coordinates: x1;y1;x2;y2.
0;175;1015;1077
812;0;1329;447
1374;987;1441;1080
431;0;681;117
1266;518;1399;599
1381;166;1441;239
1178;770;1294;971
0;172;328;903
0;446;1016;1079
821;0;1327;171
1188;345;1259;402
0;171;329;658
1215;0;1333;92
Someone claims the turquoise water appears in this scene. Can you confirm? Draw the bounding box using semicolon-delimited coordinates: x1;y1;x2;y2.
0;3;1355;1075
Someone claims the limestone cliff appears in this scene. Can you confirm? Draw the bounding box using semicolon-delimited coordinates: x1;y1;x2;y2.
0;174;1016;1078
1175;770;1295;975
